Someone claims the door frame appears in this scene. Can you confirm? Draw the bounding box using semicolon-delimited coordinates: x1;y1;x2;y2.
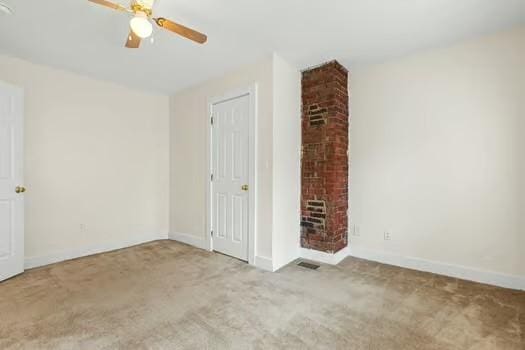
206;84;257;265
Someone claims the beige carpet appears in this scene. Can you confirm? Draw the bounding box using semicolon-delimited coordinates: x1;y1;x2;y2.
0;240;523;349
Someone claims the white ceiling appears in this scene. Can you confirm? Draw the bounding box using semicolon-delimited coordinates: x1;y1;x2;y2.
0;0;524;94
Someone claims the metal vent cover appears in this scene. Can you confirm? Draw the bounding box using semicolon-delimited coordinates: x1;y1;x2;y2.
297;261;320;270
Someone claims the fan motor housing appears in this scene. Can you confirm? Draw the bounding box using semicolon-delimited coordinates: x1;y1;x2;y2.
134;0;154;9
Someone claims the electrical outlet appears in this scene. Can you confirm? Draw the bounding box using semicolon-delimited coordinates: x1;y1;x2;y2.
384;231;392;241
352;224;361;236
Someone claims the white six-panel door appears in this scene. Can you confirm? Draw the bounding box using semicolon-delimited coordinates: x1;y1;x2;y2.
211;94;250;261
0;82;24;282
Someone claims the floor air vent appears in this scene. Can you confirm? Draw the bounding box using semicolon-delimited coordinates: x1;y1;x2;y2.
297;261;320;270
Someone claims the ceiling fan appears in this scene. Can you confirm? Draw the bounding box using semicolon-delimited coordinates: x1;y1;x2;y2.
88;0;207;48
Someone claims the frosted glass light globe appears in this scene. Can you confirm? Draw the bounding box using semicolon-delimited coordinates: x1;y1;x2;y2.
130;12;153;39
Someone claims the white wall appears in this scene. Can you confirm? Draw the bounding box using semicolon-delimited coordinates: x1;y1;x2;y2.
170;56;275;263
350;27;525;283
272;55;301;270
170;54;302;270
0;55;170;266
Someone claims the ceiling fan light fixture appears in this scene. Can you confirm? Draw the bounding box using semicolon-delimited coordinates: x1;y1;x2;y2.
130;11;152;38
88;0;207;47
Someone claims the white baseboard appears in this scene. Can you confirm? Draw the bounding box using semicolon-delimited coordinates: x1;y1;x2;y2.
272;251;300;272
169;232;210;251
299;246;350;265
349;247;525;291
254;255;274;272
169;232;274;271
24;232;167;269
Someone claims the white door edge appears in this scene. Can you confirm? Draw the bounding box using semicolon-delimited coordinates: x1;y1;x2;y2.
206;84;257;266
0;80;24;282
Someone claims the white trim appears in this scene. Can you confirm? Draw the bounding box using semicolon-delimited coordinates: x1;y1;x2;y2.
349;247;525;291
24;232;167;269
254;255;274;272
207;84;258;266
169;232;210;251
299;246;350;265
299;244;525;290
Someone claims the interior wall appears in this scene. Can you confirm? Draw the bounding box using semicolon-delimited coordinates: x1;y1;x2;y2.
170;56;274;261
0;54;170;265
350;27;525;279
272;55;301;270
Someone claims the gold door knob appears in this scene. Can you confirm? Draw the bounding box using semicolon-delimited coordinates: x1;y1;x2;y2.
15;186;26;194
241;184;249;191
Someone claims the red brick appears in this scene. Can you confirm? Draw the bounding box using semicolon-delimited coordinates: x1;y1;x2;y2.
300;61;349;254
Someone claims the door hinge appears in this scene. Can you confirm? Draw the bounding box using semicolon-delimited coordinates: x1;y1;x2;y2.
211;230;214;237
211;173;214;181
210;115;214;125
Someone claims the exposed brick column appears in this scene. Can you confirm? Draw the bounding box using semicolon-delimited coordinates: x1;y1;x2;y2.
301;61;349;253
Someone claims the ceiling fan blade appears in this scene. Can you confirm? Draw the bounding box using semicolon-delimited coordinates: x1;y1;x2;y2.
125;31;141;48
88;0;127;12
154;18;207;44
